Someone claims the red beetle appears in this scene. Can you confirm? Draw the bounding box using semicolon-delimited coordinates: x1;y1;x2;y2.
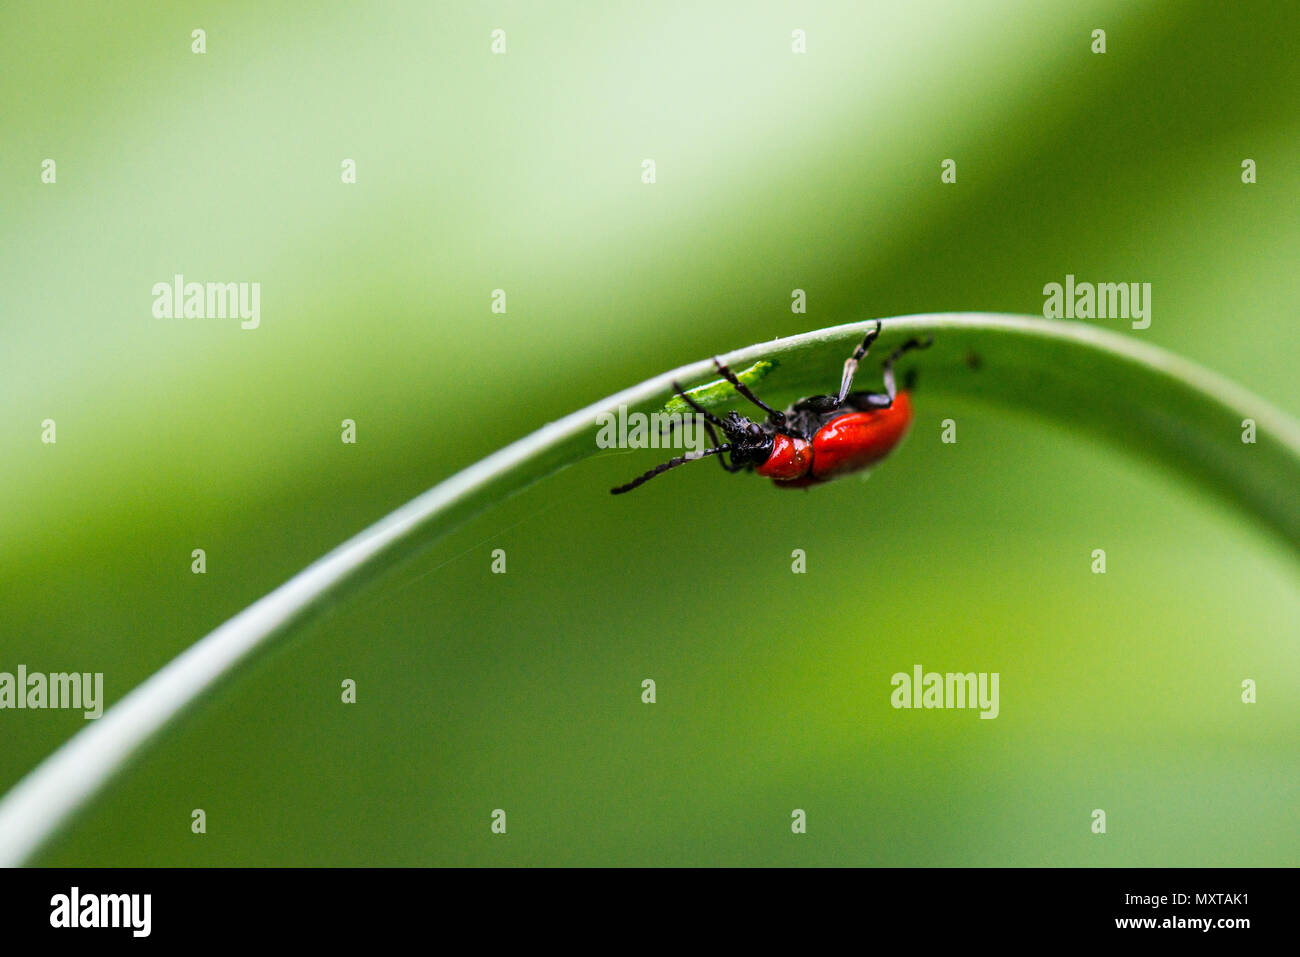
611;321;932;494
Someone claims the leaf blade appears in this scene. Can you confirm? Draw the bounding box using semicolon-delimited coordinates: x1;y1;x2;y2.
1;312;1296;866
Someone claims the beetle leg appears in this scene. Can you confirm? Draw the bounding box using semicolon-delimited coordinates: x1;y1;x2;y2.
703;418;744;471
790;393;841;414
880;336;934;399
844;391;893;410
832;320;883;403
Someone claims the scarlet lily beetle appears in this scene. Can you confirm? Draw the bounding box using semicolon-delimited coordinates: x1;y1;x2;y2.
610;321;932;494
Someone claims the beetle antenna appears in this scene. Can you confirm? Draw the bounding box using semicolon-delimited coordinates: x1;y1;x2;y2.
672;381;730;430
610;445;734;494
660;380;731;444
671;390;742;471
712;358;785;425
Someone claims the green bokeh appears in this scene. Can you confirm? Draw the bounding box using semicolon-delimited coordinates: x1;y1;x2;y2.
1;0;1296;865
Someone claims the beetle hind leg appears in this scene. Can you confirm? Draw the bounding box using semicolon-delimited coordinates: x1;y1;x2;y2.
880;336;934;399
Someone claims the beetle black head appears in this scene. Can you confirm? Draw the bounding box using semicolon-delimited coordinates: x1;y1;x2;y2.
717;410;774;467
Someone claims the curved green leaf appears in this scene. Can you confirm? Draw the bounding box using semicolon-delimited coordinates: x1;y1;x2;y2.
1;312;1297;865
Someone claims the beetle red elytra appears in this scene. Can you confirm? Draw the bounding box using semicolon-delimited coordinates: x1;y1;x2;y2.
611;321;932;494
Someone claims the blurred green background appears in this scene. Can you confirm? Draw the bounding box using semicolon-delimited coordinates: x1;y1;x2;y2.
2;0;1296;865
